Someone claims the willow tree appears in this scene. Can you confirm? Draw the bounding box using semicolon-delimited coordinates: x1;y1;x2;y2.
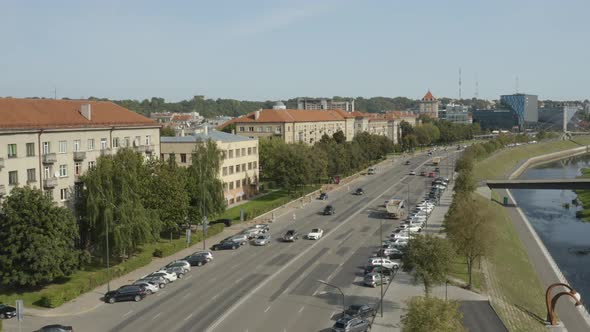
186;139;226;225
81;148;160;258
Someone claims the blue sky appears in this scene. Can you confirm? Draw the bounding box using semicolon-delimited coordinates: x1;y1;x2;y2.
1;0;589;101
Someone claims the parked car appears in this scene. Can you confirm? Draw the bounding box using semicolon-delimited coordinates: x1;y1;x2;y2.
373;248;403;260
165;266;187;278
364;265;395;276
283;230;300;242
367;257;400;270
104;285;147;303
211;241;240;250
307;228;324;240
344;304;377;319
252;234;271;246
165;260;191;272
324;205;336;215
34;325;74;332
409;170;416;175
150;270;178;282
136;275;167;288
184;254;209;266
224;234;248;245
364;272;390;288
419;171;426;176
192;250;214;261
367;167;376;175
434;167;440;172
133;281;160;295
211;218;233;227
332;316;371;332
355;188;365;195
0;304;16;319
253;224;270;233
240;227;263;239
404;160;411;165
319;192;329;200
428;172;436;178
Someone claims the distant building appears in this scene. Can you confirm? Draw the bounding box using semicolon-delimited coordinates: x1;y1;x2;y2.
438;104;472;124
472;109;518;130
538;105;579;131
500;94;538;129
272;101;287;110
160;126;259;205
419;91;439;118
297;98;355;113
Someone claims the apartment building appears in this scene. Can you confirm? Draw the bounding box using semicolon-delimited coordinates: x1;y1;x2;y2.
0;98;160;206
160;127;259;205
297;98;355;113
223;108;355;145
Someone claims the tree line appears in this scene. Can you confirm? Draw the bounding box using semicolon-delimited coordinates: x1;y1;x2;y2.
0;143;224;288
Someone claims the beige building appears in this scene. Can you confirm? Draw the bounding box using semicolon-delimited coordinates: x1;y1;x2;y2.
225;108;355;145
0;98;160;206
419;90;439;118
160;127;259;205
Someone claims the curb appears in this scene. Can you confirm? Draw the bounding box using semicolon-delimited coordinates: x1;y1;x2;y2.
26;302;104;318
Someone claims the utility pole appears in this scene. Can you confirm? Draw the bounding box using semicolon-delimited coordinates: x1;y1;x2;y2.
380;218;384;317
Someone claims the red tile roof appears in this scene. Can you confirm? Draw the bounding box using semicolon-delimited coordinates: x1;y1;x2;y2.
0;98;158;130
171;114;192;122
422;90;436;101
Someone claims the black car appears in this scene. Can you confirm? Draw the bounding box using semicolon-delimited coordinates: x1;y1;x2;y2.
344;304;377;319
364;265;395;276
324;205;335;215
404;160;410;165
184;254;209;266
35;325;74;332
0;304;16;319
104;285;147;303
211;218;233;227
355;188;364;195
211;241;239;251
434;167;440;172
283;230;299;242
319;193;328;200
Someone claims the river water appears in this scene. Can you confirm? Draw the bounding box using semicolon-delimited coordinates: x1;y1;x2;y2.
511;154;590;304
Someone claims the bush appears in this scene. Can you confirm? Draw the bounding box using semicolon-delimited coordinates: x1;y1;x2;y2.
153;249;164;258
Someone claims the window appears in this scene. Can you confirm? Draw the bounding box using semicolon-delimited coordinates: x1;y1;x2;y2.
135;136;141;147
265;127;271;132
242;179;247;187
223;182;228;191
74;162;82;176
26;143;35;156
88;161;96;169
88;139;95;151
145;135;151;145
73;140;81;152
228;150;234;158
222;167;228;176
44;166;51;179
236;149;240;158
7;144;17;158
242;163;246;172
248;162;252;170
27;168;36;183
236;164;240;172
253;147;257;154
8;171;18;185
248;147;252;155
236;180;241;188
180;153;187;163
229;182;234;190
59;140;67;153
256;127;262;132
42;141;51;154
60;188;68;201
124;137;130;147
112;137;120;148
100;138;108;150
241;148;246;156
45;190;53;199
276;127;282;133
253;161;258;169
229;166;234;174
59;164;68;177
249;127;254;132
239;127;245;132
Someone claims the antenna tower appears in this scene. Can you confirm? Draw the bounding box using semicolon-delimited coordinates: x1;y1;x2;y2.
458;68;462;100
474;74;479;99
515;76;519;94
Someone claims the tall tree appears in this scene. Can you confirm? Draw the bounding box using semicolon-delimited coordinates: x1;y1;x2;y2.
454;168;476;194
402;234;453;295
0;187;80;287
160;126;176;137
402;296;466;332
186;139;226;225
332;130;346;144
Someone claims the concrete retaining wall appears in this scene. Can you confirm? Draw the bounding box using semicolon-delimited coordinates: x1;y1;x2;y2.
509;145;589;179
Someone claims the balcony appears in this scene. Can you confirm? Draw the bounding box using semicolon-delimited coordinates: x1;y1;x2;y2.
73;151;86;161
42;153;57;164
0;184;6;196
43;177;58;188
0;157;4;169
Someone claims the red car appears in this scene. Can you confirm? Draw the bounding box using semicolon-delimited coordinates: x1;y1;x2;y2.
428;172;436;178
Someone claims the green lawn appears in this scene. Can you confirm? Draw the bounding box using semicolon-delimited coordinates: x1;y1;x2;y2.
448;255;484;291
474;137;590;182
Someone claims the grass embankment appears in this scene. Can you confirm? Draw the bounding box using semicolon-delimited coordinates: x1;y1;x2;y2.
575;168;590;222
448;255;484;291
474;136;590;182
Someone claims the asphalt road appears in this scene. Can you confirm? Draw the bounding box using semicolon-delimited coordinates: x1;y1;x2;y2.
7;150;453;332
460;301;508;332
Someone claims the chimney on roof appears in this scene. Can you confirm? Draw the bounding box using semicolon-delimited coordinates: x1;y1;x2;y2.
80;104;92;120
255;110;261;120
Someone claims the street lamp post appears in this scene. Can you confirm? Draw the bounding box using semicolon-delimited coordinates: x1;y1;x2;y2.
545;283;583;326
380;218;384;317
105;212;110;293
318;280;345;314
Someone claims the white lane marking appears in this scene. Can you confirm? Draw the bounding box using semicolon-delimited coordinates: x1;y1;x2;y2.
264;306;271;313
330;311;336;319
234;277;243;284
211;294;219;300
298;306;304;313
123;310;133;317
151;312;162;320
185;275;192;280
184;313;194;321
206;162;427;332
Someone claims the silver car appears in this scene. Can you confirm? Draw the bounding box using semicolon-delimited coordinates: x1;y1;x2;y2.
225;234;248;245
252;234;271;246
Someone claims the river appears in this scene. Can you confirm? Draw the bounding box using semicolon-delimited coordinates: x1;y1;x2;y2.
511;154;590;305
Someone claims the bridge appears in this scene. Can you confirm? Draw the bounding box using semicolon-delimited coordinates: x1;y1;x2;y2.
486;179;590;190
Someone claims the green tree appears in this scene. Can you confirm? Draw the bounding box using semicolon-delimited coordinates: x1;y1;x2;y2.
0;187;81;287
402;296;466;332
186;139;226;225
454;168;476;194
160;126;176;137
333;130;346;144
402;234;453;295
444;193;495;289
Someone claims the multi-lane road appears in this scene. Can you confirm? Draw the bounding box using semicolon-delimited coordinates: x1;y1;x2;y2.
7;150;456;332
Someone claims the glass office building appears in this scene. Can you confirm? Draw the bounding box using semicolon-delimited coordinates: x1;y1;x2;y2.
500;94;538;129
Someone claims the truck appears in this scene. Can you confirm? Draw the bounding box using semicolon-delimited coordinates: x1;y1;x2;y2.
386;198;405;219
432;156;441;165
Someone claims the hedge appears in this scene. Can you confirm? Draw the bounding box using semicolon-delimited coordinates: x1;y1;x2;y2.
37;223;225;308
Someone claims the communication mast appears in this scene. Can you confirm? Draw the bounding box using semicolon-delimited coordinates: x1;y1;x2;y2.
458;67;462;100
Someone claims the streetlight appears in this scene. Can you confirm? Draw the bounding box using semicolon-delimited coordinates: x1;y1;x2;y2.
318;280;345;314
545;283;583;326
380;218;384;317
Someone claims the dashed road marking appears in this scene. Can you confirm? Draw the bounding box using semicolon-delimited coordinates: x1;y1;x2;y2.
184;313;194;321
123;310;133;317
212;294;219;300
298;306;305;313
151;312;162;320
264;306;271;313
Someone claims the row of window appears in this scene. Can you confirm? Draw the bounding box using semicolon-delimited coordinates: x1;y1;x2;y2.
44;187;76;201
4;135;152;158
7;161;96;186
222;161;258;176
222;177;252;191
224;146;257;159
239;126;282;134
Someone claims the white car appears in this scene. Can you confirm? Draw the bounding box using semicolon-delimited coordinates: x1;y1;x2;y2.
133;281;160;295
397;224;421;233
253;234;271;246
409;170;416;175
367;258;400;270
307;228;324;240
390;232;410;240
149;270;178;283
